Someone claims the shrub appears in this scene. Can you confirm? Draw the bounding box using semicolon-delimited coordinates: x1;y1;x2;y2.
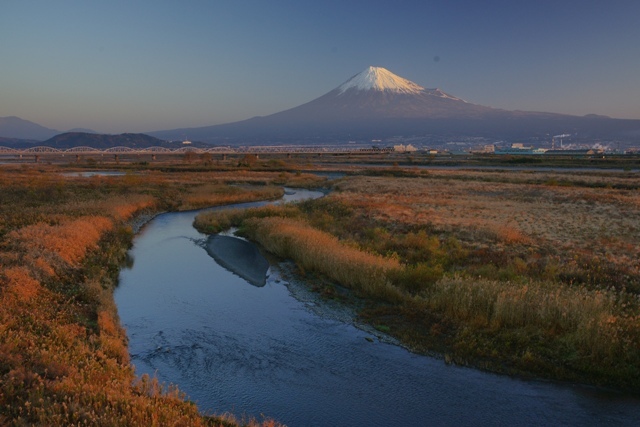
389;262;444;294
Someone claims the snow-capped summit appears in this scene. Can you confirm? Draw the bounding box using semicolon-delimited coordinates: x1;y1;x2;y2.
338;66;425;94
338;66;465;101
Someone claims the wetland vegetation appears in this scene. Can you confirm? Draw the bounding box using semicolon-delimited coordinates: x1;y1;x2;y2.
1;155;639;425
0;163;323;425
195;166;640;391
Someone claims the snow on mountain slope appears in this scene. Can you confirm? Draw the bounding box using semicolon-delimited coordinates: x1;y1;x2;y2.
423;88;466;102
338;66;424;94
338;66;465;102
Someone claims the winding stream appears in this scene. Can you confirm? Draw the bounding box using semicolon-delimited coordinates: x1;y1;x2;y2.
115;188;640;426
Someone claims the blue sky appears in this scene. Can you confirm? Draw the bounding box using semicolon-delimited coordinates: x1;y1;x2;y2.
1;0;639;133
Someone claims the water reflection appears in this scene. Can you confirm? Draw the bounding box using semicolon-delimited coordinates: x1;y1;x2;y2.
205;235;269;287
62;170;127;177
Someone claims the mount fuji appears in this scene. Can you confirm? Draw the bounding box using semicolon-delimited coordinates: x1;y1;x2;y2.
150;66;640;144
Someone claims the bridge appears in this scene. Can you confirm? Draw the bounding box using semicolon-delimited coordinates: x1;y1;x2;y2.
0;145;394;155
0;144;398;164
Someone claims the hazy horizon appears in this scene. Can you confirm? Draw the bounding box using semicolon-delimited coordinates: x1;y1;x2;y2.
2;0;640;134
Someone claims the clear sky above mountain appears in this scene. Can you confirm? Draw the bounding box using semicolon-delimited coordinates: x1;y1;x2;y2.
1;0;639;133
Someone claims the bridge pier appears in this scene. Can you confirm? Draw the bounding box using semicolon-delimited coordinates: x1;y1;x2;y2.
152;154;156;161
222;154;227;161
114;154;119;164
34;155;39;163
76;154;80;163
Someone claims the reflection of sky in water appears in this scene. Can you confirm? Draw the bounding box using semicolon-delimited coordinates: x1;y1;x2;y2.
62;171;126;177
281;187;324;202
115;188;640;427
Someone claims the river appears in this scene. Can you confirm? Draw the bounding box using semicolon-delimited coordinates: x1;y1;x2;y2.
115;188;640;426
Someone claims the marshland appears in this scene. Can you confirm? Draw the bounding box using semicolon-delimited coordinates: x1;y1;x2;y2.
1;155;639;425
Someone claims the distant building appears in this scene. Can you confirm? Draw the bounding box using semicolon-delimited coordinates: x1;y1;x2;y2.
494;143;546;155
470;144;497;154
393;144;417;152
182;140;192;145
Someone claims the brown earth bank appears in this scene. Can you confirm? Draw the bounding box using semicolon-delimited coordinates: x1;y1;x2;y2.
0;164;326;426
195;167;640;392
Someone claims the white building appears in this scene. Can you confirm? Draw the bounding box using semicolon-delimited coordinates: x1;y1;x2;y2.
393;144;417;152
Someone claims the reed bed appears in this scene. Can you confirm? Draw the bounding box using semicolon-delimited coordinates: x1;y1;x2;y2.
228;213;639;385
0;166;289;426
422;276;638;361
180;184;284;210
202;169;640;390
243;217;403;301
194;204;302;234
334;174;640;289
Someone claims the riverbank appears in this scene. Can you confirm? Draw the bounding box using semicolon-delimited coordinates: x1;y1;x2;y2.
194;168;640;392
0;165;323;425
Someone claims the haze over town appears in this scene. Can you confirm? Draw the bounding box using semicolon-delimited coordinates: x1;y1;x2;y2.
2;0;640;134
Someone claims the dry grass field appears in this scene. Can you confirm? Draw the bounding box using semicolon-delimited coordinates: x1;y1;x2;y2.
196;167;640;390
334;171;640;287
0;165;301;426
2;158;638;425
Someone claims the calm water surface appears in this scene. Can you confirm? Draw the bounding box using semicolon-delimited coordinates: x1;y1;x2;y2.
62;170;127;177
115;188;640;426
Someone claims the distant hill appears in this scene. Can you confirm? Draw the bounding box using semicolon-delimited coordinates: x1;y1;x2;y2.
0;136;40;148
0;116;59;140
42;132;168;149
149;66;640;144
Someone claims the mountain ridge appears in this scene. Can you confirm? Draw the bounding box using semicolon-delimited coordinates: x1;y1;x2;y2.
0;116;60;140
148;66;640;144
42;132;168;149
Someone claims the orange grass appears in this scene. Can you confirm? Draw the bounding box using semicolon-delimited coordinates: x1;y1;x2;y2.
9;216;114;268
243;217;403;301
334;174;640;280
180;184;284;210
0;166;290;426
